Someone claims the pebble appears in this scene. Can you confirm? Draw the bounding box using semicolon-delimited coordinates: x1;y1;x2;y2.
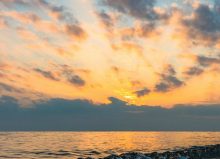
79;144;220;159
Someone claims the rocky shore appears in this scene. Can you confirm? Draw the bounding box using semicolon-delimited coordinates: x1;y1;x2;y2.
80;144;220;159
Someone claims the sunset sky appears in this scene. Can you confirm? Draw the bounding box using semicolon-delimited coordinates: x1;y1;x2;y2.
1;0;220;108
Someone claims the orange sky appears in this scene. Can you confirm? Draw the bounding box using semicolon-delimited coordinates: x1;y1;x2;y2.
0;0;220;107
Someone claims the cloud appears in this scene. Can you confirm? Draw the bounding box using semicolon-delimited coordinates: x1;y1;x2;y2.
0;0;52;11
182;55;220;78
2;11;40;25
0;16;8;29
134;87;150;97
34;68;59;81
67;74;85;87
155;82;169;92
59;65;86;87
0;0;31;7
96;11;114;31
0;82;43;106
155;65;184;92
49;5;77;24
185;66;204;76
182;2;220;45
0;0;87;41
164;75;183;87
95;8;159;42
2;0;220;107
101;0;165;21
0;0;78;24
40;1;88;41
136;22;156;37
40;1;88;40
0;82;23;93
33;65;86;87
197;56;220;67
118;22;158;40
0;95;220;131
65;24;87;41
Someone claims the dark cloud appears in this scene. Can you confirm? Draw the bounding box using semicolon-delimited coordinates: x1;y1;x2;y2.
51;6;71;21
34;68;59;81
197;56;220;67
155;66;184;92
96;11;114;30
120;22;156;40
182;2;220;45
33;66;86;87
0;0;30;7
187;5;218;32
138;22;156;37
0;0;87;40
58;65;86;87
184;55;220;76
27;13;40;22
68;75;85;87
96;2;160;40
185;66;204;76
0;95;220;131
155;77;183;92
0;0;51;10
0;83;14;92
167;65;176;75
45;3;78;24
155;82;169;92
0;0;44;9
215;0;220;13
40;1;87;40
65;24;87;40
101;0;165;21
164;75;183;87
134;88;150;97
35;0;79;24
0;82;23;93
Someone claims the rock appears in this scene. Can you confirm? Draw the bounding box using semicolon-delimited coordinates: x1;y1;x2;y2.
120;152;151;159
103;154;122;159
81;144;220;159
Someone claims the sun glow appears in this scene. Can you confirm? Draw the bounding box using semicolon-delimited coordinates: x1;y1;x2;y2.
0;0;220;107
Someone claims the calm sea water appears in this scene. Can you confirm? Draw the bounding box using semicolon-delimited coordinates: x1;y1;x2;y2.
0;132;220;158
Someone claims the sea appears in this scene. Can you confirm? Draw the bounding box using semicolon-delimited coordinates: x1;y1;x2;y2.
0;132;220;159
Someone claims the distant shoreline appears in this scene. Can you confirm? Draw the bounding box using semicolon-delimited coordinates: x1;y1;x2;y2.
80;144;220;159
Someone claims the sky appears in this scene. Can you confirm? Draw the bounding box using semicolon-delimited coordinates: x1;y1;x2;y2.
0;0;220;130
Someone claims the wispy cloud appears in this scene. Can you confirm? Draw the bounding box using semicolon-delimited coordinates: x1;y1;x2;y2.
1;0;220;107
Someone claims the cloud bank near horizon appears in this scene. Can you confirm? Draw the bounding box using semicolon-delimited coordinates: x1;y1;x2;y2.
0;95;220;131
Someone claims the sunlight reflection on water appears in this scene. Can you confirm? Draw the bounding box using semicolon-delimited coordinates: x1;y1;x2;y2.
0;132;220;158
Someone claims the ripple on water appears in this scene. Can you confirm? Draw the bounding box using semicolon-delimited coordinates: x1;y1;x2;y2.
0;132;220;158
